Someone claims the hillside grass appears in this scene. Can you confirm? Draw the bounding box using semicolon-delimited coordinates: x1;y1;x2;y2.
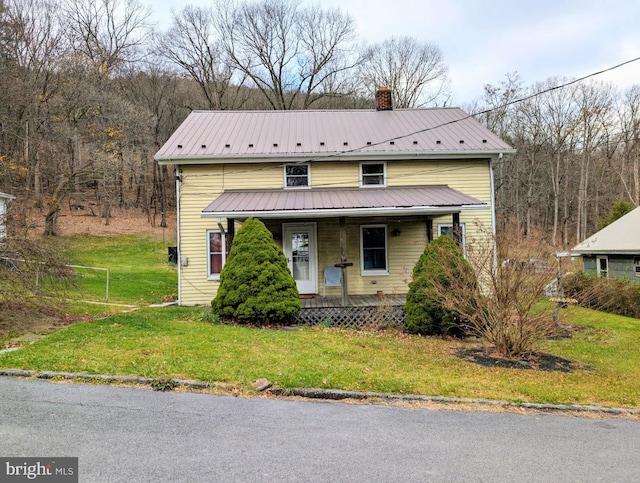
1;303;638;409
60;234;177;305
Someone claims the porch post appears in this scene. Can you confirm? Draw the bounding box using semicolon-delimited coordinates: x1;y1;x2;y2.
425;217;433;243
227;218;235;243
339;216;349;307
452;212;461;246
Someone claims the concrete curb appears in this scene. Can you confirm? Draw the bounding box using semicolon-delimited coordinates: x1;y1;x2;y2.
1;369;638;416
271;387;640;416
0;369;211;390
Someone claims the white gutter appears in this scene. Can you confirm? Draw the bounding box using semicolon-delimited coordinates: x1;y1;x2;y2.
156;149;517;166
201;204;489;219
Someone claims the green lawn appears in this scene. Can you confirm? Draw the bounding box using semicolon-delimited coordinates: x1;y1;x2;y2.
60;235;177;305
1;304;638;409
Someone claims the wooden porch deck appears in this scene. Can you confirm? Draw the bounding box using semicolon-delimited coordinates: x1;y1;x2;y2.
300;294;406;308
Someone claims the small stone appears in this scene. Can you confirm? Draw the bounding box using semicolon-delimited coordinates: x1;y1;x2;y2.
252;378;273;392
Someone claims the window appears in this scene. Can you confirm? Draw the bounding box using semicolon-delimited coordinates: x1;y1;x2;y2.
207;230;227;279
361;225;388;274
438;223;466;244
284;164;310;188
634;257;640;278
597;256;608;278
360;162;386;187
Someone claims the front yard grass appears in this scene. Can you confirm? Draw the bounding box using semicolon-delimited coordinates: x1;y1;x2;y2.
1;304;638;409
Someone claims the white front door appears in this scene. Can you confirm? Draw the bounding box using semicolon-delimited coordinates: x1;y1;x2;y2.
283;223;317;294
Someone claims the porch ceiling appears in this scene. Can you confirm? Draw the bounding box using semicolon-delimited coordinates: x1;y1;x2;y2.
201;186;487;219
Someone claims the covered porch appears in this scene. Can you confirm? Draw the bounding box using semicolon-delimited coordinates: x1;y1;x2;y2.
202;185;486;307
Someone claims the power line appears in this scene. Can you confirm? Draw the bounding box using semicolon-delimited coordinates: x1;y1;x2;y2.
177;55;640;182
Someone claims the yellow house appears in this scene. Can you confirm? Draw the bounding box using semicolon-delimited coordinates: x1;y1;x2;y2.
155;89;514;306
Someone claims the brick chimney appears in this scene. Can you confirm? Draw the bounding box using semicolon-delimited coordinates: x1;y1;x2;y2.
376;86;392;111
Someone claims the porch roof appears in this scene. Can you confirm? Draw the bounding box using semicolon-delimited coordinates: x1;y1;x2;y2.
201;185;487;219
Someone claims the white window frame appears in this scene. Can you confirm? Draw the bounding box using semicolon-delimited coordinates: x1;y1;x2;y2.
438;223;466;255
635;257;640;278
207;230;227;280
284;164;311;189
360;224;389;275
597;255;608;278
360;162;386;187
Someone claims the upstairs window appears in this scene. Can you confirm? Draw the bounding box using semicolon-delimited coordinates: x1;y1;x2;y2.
284;164;310;188
360;162;386;187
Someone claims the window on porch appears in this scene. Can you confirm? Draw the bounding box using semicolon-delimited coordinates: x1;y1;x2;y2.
207;230;227;279
284;164;310;188
360;162;386;187
438;223;466;255
361;225;388;275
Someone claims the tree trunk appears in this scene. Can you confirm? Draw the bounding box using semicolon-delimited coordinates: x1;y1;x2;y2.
43;177;68;237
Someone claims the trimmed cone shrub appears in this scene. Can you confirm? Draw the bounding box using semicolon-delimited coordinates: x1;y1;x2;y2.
405;235;472;335
212;218;301;325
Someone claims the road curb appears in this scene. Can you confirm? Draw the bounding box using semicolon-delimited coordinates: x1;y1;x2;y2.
1;369;638;416
270;387;640;416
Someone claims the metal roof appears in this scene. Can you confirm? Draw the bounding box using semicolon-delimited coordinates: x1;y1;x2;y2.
201;186;487;219
156;108;514;163
572;206;640;254
0;192;15;200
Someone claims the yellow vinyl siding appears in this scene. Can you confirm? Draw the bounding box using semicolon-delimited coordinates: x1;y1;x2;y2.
177;159;494;305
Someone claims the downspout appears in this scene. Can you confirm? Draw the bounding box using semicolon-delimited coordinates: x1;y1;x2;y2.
490;155;500;272
175;167;182;306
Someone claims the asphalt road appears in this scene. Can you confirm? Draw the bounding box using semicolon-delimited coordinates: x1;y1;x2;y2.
1;377;639;482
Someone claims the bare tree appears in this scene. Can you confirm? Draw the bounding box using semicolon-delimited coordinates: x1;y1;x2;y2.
62;0;151;76
1;0;64;206
154;5;243;110
615;85;640;207
217;0;359;110
358;36;450;108
573;81;614;242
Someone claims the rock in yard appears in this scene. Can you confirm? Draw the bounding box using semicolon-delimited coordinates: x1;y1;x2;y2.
252;378;273;392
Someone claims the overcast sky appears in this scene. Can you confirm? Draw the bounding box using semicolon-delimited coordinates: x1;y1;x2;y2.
147;0;640;105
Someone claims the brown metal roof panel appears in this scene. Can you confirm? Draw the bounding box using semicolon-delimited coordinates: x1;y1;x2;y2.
156;109;513;160
201;186;485;215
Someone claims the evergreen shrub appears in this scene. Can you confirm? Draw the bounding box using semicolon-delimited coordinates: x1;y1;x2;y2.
405;235;473;335
212;218;301;324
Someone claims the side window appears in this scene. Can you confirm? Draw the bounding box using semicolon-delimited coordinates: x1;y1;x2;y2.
635;257;640;278
361;225;388;274
438;223;466;249
360;162;386;187
284;164;310;188
597;256;608;278
207;230;227;279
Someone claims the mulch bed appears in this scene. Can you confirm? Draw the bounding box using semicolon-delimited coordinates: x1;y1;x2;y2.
456;347;591;373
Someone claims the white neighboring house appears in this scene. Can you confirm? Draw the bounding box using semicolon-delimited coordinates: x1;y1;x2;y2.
0;192;15;241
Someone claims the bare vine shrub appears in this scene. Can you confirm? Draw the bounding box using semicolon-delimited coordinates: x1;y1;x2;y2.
0;236;73;307
426;225;559;357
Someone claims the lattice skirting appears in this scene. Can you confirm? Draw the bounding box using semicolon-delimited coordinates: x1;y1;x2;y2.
297;305;406;330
